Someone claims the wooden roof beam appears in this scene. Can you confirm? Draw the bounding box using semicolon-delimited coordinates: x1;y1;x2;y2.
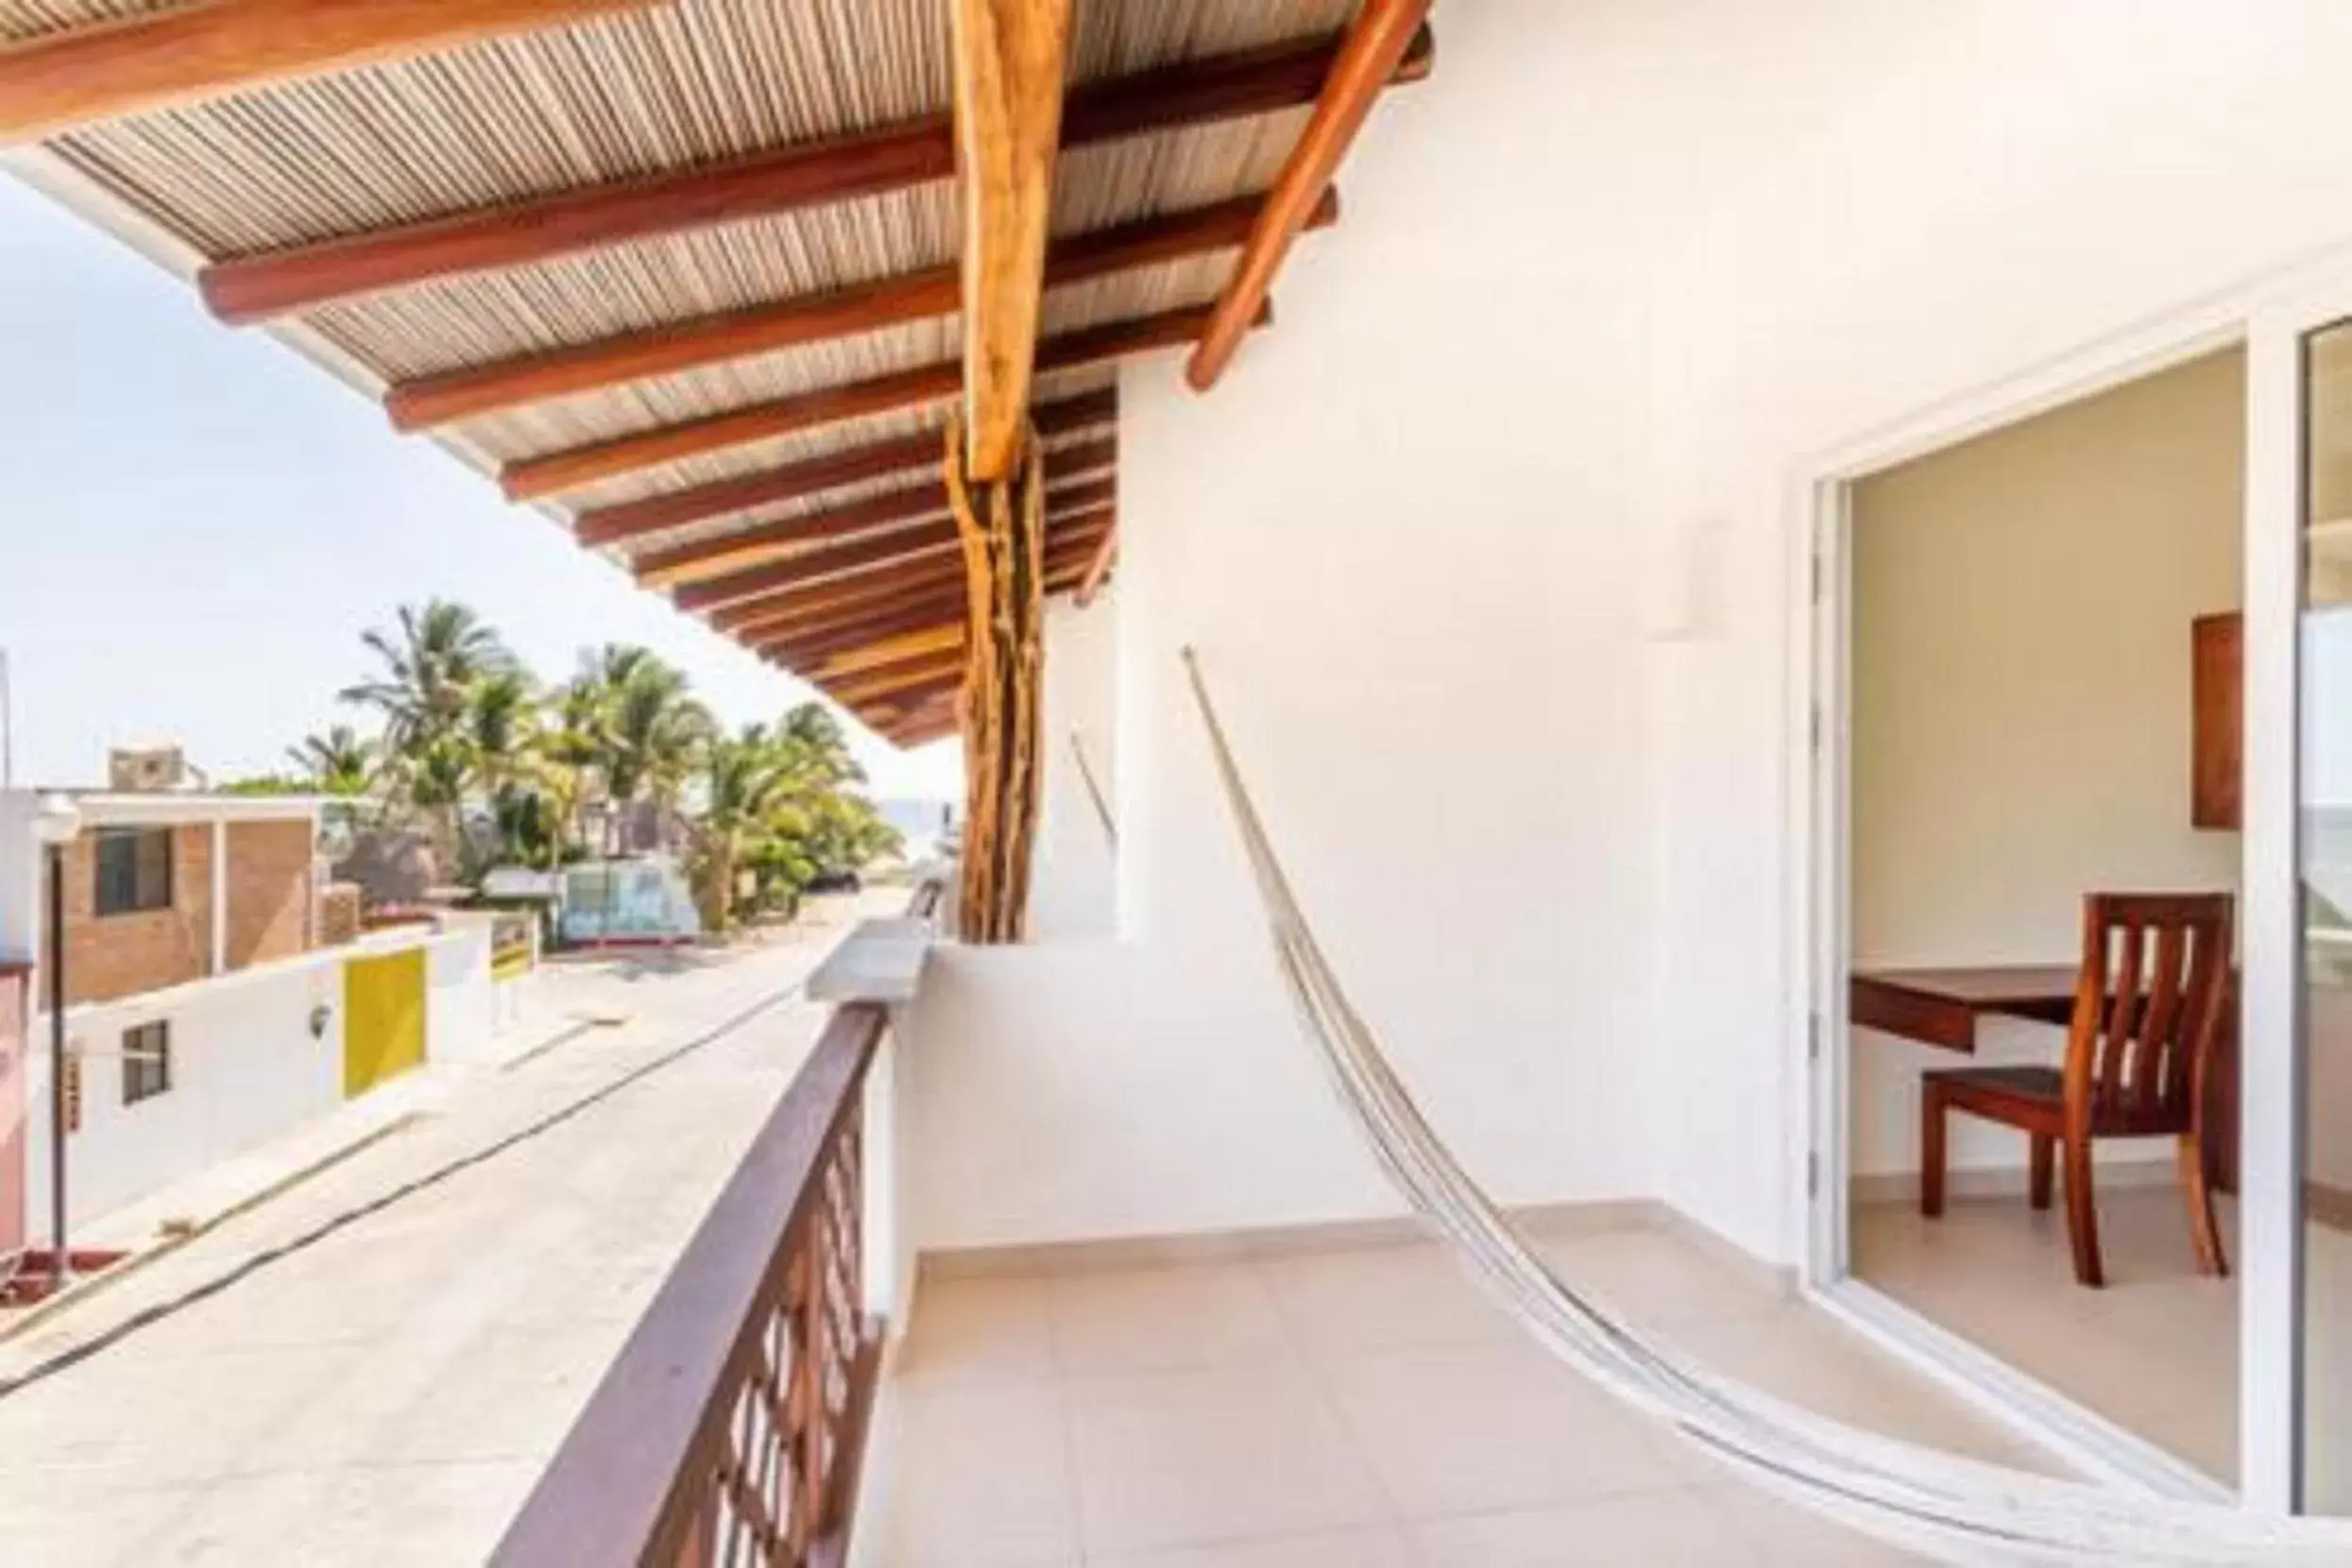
1076;525;1117;607
811;624;967;683
504;299;1251;502
758;592;977;664
197;28;1432;325
1187;9;1432;391
875;699;960;748
631;452;1116;589
389;195;1323;433
0;0;655;145
744;545;1088;657
572;386;1116;548
716;553;979;636
735;574;973;644
715;518;1103;635
726;524;1101;634
679;503;1110;614
950;0;1072;481
826;655;969;708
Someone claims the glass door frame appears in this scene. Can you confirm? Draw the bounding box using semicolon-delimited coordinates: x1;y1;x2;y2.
1787;261;2352;1513
2241;272;2352;1515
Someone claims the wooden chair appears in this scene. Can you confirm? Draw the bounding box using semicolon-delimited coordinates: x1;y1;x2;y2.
1919;893;2233;1287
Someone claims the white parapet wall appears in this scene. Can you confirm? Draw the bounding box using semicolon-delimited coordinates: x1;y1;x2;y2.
424;921;500;1066
15;924;493;1234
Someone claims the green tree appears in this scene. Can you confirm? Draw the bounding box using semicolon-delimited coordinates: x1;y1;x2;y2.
284;724;378;796
777;701;862;786
601;650;712;850
690;726;791;931
342;600;514;755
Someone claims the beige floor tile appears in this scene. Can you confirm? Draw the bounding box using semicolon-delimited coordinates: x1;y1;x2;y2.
1064;1363;1389;1555
1048;1263;1291;1375
1665;1304;2028;1467
1532;1228;1783;1328
1255;1241;1517;1356
1701;1484;1932;1566
1409;1491;1765;1566
894;1273;1058;1388
1320;1338;1691;1520
1092;1525;1421;1567
1851;1191;2237;1481
869;1380;1082;1568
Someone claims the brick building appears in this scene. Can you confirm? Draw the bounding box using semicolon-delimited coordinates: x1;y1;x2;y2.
0;792;323;1007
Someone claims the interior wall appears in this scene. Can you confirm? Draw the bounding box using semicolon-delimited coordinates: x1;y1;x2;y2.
1845;349;2243;1181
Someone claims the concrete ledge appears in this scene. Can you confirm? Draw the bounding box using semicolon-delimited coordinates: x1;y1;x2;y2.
806;917;935;1006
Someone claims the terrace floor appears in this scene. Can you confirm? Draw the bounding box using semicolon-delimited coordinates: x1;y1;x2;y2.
861;1215;2056;1567
1854;1187;2241;1485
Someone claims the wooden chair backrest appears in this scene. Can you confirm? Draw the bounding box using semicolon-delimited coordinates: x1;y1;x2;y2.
2064;892;2233;1135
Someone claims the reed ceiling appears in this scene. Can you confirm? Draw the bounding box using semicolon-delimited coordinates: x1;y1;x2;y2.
1;0;1426;742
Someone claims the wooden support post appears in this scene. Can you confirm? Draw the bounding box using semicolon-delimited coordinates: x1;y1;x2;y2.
945;417;1047;945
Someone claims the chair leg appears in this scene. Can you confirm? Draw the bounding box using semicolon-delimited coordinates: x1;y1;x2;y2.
2029;1134;2054;1212
1920;1082;1947;1219
2062;1134;2105;1287
2178;1133;2230;1278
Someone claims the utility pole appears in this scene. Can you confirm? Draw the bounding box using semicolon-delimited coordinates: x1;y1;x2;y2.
45;840;66;1287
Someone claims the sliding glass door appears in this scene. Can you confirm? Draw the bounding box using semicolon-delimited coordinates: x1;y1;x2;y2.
2297;317;2352;1512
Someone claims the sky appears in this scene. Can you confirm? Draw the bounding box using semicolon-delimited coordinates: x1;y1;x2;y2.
0;174;962;804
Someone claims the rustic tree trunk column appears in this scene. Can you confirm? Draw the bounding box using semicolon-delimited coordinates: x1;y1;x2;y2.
945;416;1046;943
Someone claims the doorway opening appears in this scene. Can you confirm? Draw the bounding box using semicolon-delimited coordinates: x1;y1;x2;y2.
1832;347;2247;1487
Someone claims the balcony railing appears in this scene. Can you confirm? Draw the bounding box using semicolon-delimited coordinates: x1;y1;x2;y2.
492;1007;892;1568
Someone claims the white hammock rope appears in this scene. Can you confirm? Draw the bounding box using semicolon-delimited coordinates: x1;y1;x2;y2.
1179;647;2350;1567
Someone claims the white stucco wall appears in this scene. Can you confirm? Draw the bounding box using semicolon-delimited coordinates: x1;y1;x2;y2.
23;946;349;1228
908;4;1668;1252
1026;591;1120;942
910;1;2352;1267
425;924;500;1065
1642;0;2352;1263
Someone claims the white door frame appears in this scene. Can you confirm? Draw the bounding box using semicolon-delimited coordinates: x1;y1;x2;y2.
2235;264;2352;1513
1786;256;2352;1510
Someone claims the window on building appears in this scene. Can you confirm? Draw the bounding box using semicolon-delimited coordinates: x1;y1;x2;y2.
122;1020;171;1106
94;827;173;917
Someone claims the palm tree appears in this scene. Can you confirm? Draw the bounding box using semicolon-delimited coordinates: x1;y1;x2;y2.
285;724;377;796
396;733;476;878
537;673;610;868
691;728;790;930
342;600;514;755
778;701;862;786
462;669;559;869
602;651;712;851
463;668;540;795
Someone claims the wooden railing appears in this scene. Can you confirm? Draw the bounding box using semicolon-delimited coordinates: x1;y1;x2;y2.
492;1000;889;1568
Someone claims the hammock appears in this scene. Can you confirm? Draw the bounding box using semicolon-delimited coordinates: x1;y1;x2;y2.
1179;647;2350;1567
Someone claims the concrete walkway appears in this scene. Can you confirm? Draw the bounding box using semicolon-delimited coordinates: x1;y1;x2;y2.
0;895;890;1566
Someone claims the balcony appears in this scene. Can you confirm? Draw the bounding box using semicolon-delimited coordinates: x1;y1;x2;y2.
853;1219;2034;1566
0;891;2043;1566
